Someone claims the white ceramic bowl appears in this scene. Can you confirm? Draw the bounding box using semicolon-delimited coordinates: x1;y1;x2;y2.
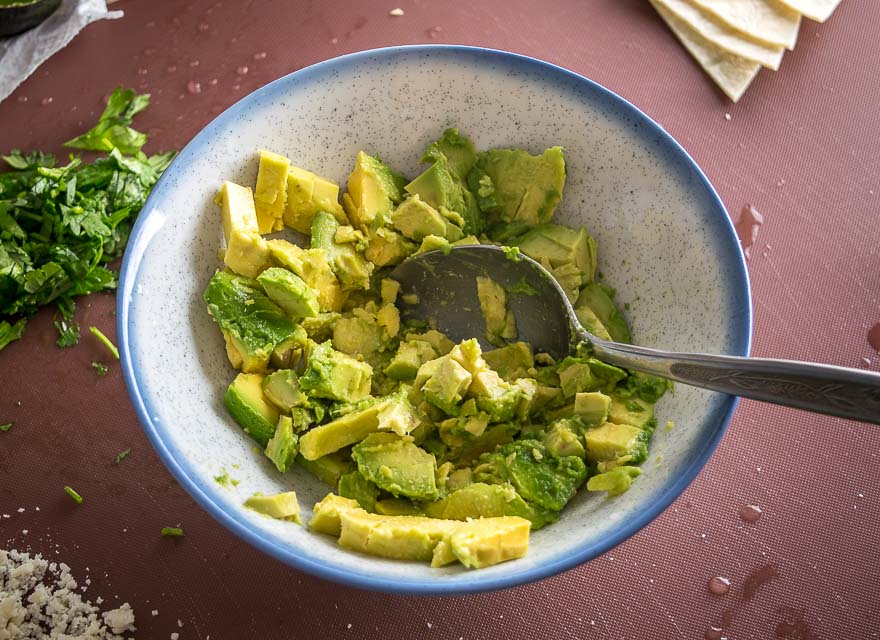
118;46;751;595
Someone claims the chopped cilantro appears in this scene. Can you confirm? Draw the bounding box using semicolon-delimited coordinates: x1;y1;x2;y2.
91;361;108;376
89;326;119;360
64;486;83;504
0;87;174;351
508;276;538;297
0;422;12;432
114;448;131;464
502;246;522;262
161;526;184;537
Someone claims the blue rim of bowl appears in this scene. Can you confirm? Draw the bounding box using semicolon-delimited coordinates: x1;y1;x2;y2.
118;44;752;596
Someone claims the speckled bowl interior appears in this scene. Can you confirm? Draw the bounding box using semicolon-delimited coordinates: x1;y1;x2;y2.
118;46;751;595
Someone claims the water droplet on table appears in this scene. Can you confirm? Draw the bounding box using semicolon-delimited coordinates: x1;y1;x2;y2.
705;627;726;640
743;563;779;601
198;21;210;32
143;47;156;56
739;504;763;523
41;97;53;106
425;26;443;39
735;204;764;260
138;67;148;76
16;95;27;103
167;65;178;73
187;81;202;95
253;51;267;60
708;576;731;596
190;60;200;68
209;78;218;86
236;65;249;75
868;323;880;351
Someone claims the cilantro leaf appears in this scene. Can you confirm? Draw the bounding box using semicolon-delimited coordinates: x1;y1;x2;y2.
63;88;151;155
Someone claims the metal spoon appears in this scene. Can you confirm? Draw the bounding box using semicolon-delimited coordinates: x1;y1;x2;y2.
390;245;880;425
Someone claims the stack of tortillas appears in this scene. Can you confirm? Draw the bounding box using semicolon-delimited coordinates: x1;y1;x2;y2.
650;0;843;101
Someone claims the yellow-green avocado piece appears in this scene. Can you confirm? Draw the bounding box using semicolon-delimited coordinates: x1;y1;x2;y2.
224;372;279;447
343;151;406;232
309;493;362;536
298;394;418;460
244;491;301;523
267;239;345;313
476;276;517;345
298;340;372;404
311;211;373;291
584;422;644;463
256;267;320;319
443;516;530;569
283;165;347;234
216;181;270;279
471;146;565;225
254;150;290;233
351;433;439;501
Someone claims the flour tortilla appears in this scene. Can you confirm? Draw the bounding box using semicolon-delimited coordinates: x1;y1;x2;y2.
651;0;761;102
777;0;841;22
685;0;801;49
655;0;784;69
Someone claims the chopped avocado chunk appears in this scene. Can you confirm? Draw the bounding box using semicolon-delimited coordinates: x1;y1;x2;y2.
309;493;362;536
283;165;347;234
576;283;631;343
542;420;586;459
352;432;439;501
424;482;556;529
420;356;473;415
574;304;613;341
517;224;597;283
385;339;439;381
608;394;656;431
421;128;477;181
556;358;596;398
311;211;374;291
405;155;483;235
265;415;298;472
586;465;642;496
476;276;517;345
391;194;463;242
245;491;301;523
407;329;455;356
470;146;565;225
573;391;611;426
584;422;646;463
300;311;341;342
473;440;587;511
443;515;531;569
331;312;384;361
468;370;522;423
216;181;270;279
338;471;381;512
380;278;400;304
261;369;309;412
364;227;416;267
296;451;354;487
205;270;298;373
337;509;459;562
344;151;406;231
224;372;279;447
267;239;344;313
483;342;534;381
269;325;308;370
253;150;290;233
298;396;416;460
256;267;320;319
299;340;372;403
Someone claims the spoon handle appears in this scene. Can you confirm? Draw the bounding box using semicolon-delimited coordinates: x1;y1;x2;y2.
590;340;880;425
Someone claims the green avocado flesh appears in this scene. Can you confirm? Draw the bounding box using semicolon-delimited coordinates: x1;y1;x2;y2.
205;128;670;570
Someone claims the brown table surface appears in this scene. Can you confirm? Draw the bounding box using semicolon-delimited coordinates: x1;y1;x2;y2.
2;1;879;638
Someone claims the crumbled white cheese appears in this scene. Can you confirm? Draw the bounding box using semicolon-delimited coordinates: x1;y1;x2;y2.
0;548;136;639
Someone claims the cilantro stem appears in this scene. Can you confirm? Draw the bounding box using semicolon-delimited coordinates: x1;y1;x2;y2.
64;486;83;504
114;448;131;464
161;526;184;537
0;422;13;432
89;326;119;360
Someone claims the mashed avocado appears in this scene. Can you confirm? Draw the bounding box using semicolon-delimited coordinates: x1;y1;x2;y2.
205;129;670;570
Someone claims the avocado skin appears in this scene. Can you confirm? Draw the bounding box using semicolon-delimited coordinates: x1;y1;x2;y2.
0;0;61;37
